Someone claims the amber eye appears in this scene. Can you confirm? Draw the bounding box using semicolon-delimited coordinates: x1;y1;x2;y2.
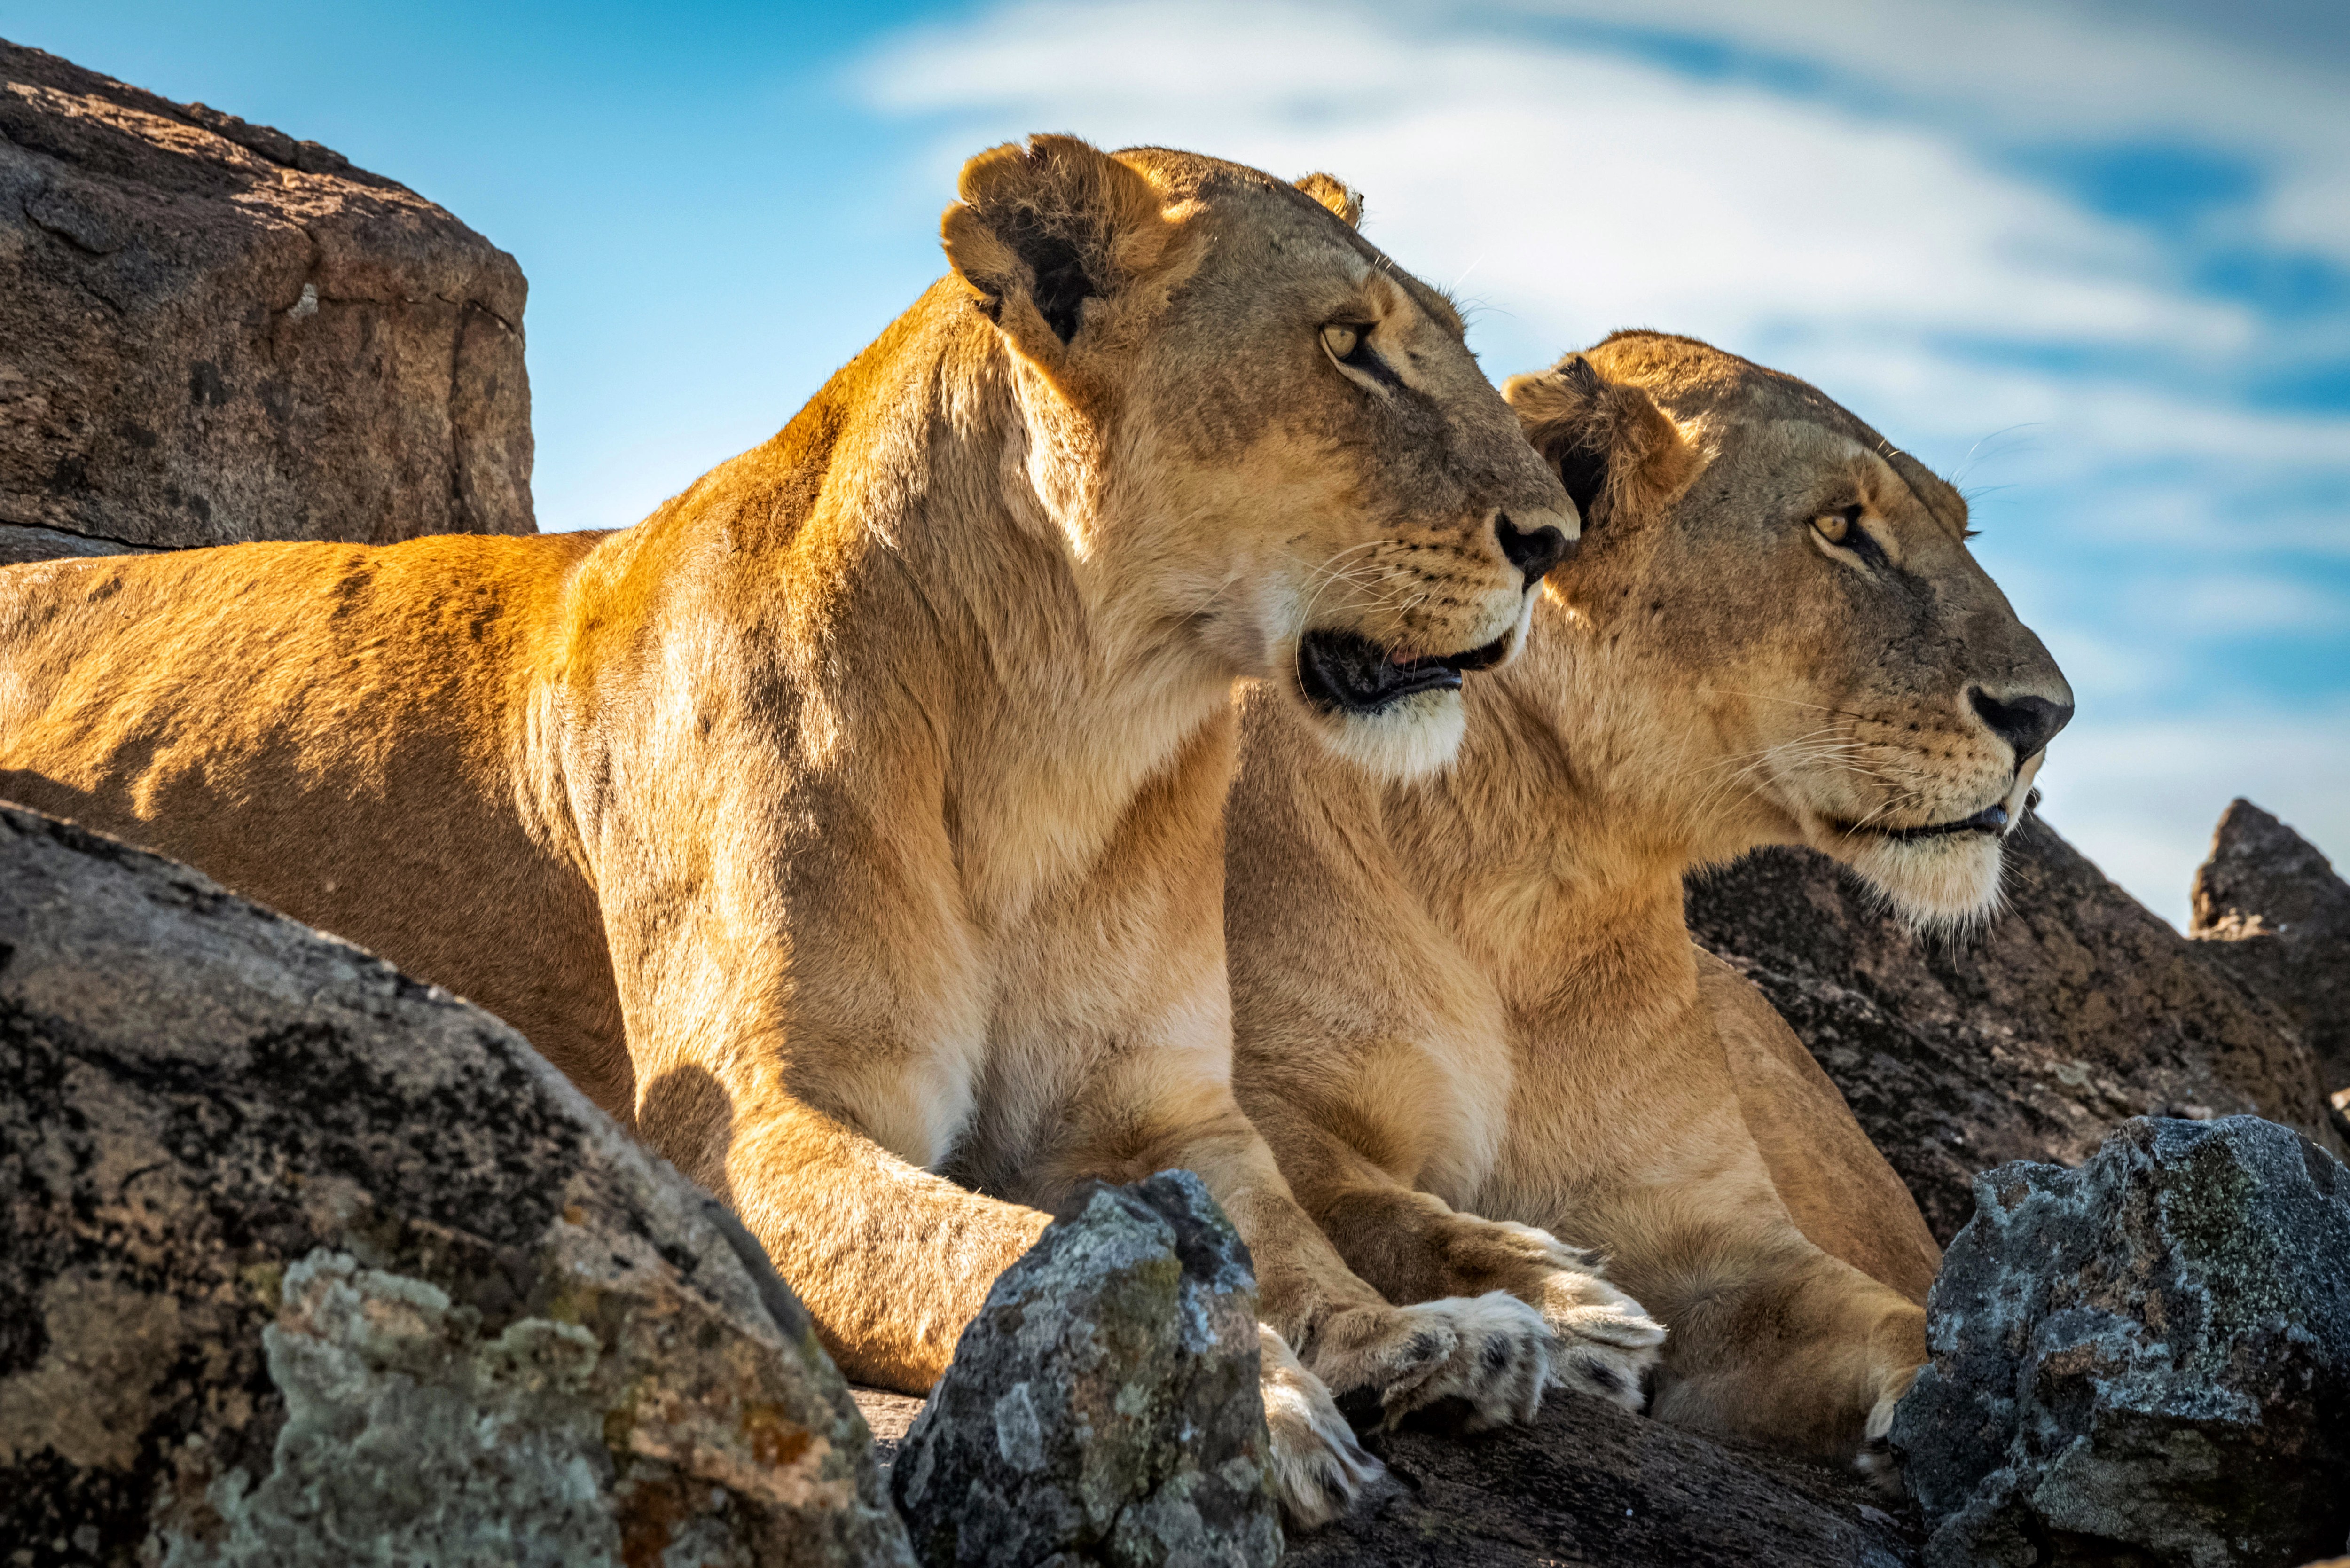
1813;503;1867;543
1321;323;1361;360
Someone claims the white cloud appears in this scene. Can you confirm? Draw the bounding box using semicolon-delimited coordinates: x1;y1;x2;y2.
2036;706;2350;929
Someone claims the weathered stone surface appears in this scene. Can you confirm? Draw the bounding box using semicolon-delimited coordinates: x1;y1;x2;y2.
891;1171;1280;1568
1893;1116;2350;1568
0;39;532;559
2192;800;2350;1123
1686;817;2343;1243
0;801;910;1568
1285;1391;1921;1568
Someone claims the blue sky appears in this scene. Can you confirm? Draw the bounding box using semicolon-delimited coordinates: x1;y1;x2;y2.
12;0;2348;926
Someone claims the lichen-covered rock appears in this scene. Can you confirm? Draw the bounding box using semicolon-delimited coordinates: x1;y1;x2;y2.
0;38;532;562
2192;800;2350;1123
1686;818;2343;1243
890;1172;1280;1568
1892;1116;2350;1568
0;801;911;1568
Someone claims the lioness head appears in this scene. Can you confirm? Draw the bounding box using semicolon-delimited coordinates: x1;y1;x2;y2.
942;137;1576;777
1503;332;2073;926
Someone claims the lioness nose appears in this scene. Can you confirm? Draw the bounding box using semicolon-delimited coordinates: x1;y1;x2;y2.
1494;512;1571;584
1969;687;2073;761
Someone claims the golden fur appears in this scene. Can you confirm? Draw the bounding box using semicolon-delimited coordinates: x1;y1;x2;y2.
0;138;1582;1524
1225;331;2072;1478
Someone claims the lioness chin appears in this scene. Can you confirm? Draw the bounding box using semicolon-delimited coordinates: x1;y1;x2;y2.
0;138;1582;1526
1227;331;2072;1484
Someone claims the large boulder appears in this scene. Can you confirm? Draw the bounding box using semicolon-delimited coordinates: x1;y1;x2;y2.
1686;817;2342;1242
890;1172;1281;1568
0;39;532;563
2191;800;2350;1125
1893;1116;2350;1568
0;801;910;1568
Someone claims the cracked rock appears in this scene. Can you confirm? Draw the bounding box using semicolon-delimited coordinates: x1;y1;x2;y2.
891;1171;1280;1568
1687;817;2343;1244
0;37;533;561
1892;1115;2350;1568
2191;800;2350;1129
0;801;911;1568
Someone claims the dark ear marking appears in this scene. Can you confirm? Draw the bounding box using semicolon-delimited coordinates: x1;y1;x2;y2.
1553;441;1609;519
997;207;1094;344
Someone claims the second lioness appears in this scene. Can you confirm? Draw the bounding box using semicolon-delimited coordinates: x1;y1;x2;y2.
1227;331;2072;1474
0;141;1604;1522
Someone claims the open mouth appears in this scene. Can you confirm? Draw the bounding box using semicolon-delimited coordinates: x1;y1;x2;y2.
1296;628;1511;716
1851;803;2011;843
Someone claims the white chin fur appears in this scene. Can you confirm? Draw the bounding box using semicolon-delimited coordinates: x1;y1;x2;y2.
1838;831;2005;934
1310;688;1468;781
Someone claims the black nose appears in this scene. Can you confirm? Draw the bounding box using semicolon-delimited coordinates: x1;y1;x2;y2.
1969;687;2074;760
1495;512;1571;584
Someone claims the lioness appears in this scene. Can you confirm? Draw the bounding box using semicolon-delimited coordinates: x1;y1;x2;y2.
1226;331;2073;1477
0;138;1613;1521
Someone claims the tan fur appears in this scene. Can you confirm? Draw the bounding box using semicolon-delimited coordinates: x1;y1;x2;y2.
1226;331;2070;1476
0;138;1580;1526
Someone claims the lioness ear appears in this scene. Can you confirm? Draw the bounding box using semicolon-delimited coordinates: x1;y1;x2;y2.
942;134;1175;358
1293;172;1363;228
1502;352;1699;529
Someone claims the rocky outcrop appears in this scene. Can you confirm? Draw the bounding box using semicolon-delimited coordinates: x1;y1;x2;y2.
0;801;909;1568
0;39;532;563
1686;816;2342;1242
1287;1392;1921;1568
2192;800;2350;1128
891;1172;1280;1568
1893;1116;2350;1568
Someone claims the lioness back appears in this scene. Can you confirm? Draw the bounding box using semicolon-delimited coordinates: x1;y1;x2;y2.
0;533;630;1096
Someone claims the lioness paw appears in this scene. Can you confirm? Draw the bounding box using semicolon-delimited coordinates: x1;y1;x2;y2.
1259;1324;1382;1530
1852;1364;1920;1497
1534;1267;1667;1413
1316;1292;1553;1433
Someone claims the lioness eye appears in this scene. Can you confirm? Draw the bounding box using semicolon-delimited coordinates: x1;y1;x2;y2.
1813;503;1864;544
1322;323;1361;360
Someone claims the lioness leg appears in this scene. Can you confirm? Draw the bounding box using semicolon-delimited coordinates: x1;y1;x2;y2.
1619;1212;1925;1487
1246;1106;1663;1411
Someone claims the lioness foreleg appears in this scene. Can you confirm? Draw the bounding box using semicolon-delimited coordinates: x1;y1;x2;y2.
1251;1110;1663;1413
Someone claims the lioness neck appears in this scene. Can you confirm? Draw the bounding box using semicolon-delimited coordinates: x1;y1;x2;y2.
1384;625;1718;1032
562;280;1235;920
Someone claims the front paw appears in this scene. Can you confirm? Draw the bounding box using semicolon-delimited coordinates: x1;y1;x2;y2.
1258;1324;1383;1530
1313;1292;1553;1434
1532;1264;1667;1413
1852;1363;1920;1496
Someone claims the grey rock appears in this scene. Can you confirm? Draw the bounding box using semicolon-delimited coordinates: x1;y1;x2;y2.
2192;800;2350;1123
1686;817;2343;1244
891;1171;1280;1568
1892;1115;2350;1568
1285;1390;1921;1568
0;800;912;1568
0;39;533;557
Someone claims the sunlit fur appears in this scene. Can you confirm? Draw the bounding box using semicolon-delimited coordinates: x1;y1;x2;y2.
0;138;1575;1528
1226;332;2072;1482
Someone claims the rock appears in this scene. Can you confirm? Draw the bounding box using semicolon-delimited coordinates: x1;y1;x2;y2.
0;39;532;561
1286;1393;1920;1568
1893;1115;2350;1568
2192;800;2350;1121
0;801;911;1568
1686;816;2343;1243
890;1171;1281;1568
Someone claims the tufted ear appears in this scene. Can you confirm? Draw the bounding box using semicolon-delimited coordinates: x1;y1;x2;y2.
1501;353;1700;529
1293;172;1363;228
941;135;1180;361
